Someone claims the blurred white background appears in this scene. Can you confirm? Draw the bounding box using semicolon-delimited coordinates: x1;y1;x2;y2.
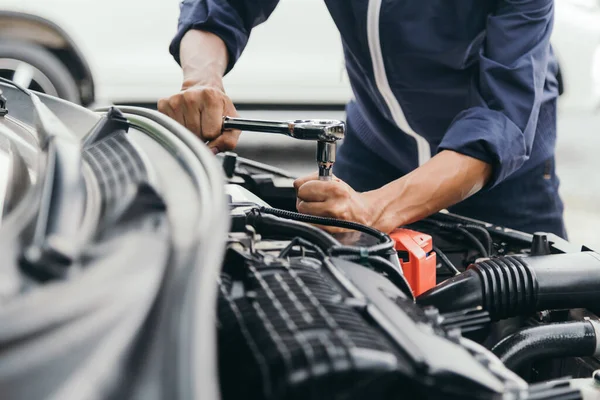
0;0;598;248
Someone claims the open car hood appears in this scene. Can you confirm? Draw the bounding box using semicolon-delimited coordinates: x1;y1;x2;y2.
0;82;228;400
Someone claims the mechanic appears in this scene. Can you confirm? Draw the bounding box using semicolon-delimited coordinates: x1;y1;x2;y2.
159;0;566;238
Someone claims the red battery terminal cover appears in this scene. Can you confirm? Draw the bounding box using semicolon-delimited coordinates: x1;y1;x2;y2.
389;229;437;296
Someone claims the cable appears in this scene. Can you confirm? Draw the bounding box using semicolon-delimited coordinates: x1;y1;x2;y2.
462;225;493;256
279;236;327;260
246;209;340;251
456;226;488;258
258;207;395;257
421;218;491;258
279;237;302;258
248;210;409;296
329;242;395;258
260;207;387;241
433;245;460;276
229;202;263;208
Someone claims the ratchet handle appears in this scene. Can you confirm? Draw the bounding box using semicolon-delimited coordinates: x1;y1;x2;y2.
222;116;345;142
222;116;291;135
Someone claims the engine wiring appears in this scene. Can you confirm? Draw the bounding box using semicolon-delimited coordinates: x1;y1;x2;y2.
433;245;461;276
456;226;489;258
278;236;324;259
420;218;493;259
256;207;396;257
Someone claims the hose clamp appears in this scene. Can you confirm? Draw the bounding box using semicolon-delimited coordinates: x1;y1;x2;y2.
587;318;600;357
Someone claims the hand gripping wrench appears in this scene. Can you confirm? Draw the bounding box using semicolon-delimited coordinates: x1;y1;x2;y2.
222;116;345;180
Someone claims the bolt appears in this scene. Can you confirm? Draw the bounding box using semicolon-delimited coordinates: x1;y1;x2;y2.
423;306;440;321
222;152;237;178
593;369;600;384
447;328;462;343
531;233;551;256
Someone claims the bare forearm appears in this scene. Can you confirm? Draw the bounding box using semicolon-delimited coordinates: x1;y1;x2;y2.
159;29;240;153
179;30;229;88
367;150;492;231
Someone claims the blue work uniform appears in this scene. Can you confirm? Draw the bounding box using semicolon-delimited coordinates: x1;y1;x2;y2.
170;0;567;238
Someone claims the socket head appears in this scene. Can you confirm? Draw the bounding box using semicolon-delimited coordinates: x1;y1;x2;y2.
290;119;345;142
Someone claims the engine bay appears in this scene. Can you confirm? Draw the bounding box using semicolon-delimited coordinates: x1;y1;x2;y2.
1;80;600;399
218;152;600;400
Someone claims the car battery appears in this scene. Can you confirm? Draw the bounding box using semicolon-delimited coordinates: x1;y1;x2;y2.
389;228;437;296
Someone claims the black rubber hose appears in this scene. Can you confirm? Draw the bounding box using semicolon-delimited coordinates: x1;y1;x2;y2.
417;252;600;320
329;241;395;258
462;225;493;256
421;219;491;257
258;207;396;257
456;226;489;258
279;236;327;260
433;245;460;276
246;210;340;251
260;207;388;242
491;321;598;372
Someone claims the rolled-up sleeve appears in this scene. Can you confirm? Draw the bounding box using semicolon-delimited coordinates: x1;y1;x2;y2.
438;0;554;188
169;0;279;74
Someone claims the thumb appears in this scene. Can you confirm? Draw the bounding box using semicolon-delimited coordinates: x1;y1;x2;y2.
206;130;241;154
294;172;319;192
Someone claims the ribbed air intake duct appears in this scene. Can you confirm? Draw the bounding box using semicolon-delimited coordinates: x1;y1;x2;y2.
417;252;600;320
474;256;537;319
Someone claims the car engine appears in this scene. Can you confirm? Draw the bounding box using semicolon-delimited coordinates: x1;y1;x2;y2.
1;80;600;400
218;154;600;400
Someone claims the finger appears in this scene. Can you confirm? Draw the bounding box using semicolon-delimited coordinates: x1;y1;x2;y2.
158;98;177;121
207;100;240;153
181;96;201;137
293;173;341;192
297;199;343;218
297;181;338;202
223;98;239;119
293;172;319;192
168;95;186;127
157;98;170;116
207;129;240;153
200;93;225;141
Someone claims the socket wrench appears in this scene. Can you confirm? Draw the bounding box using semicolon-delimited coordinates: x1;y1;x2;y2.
222;116;345;180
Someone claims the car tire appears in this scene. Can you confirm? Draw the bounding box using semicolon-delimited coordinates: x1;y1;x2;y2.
0;40;80;103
